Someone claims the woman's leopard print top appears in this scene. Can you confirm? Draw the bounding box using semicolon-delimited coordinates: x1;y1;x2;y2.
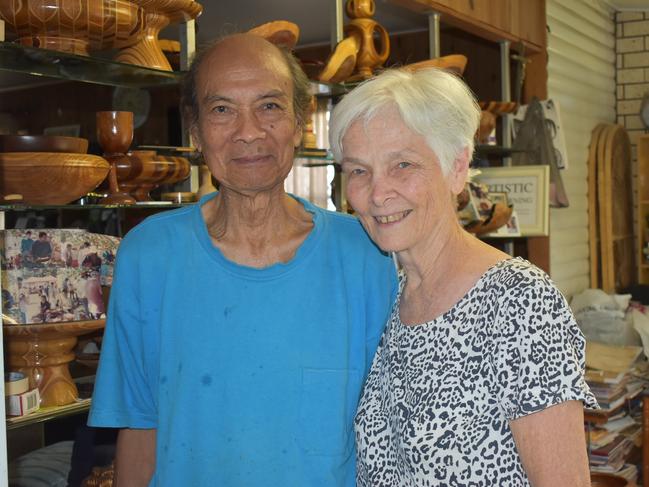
355;258;597;486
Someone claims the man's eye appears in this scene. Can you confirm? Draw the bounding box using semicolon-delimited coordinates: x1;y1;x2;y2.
397;161;411;169
212;105;229;114
350;168;366;176
262;102;281;110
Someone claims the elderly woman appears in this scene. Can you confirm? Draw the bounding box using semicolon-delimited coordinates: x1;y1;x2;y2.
329;68;597;486
89;34;396;486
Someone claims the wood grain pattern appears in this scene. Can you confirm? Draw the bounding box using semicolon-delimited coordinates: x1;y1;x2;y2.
114;0;202;70
4;319;105;407
0;0;145;56
588;124;606;289
0;152;110;205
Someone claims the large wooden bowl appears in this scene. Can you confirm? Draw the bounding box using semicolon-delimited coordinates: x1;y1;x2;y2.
590;473;631;487
0;135;88;154
0;152;110;204
0;0;145;56
4;319;105;406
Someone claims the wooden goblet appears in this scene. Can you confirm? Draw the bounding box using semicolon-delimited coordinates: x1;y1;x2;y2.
96;111;137;205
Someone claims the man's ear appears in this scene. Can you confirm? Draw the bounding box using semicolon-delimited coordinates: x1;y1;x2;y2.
190;125;202;152
448;147;471;195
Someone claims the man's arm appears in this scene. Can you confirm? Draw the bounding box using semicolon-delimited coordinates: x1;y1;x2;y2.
114;428;156;487
510;400;590;487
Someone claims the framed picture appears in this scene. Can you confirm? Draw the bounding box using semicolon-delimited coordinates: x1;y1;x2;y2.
474;165;549;236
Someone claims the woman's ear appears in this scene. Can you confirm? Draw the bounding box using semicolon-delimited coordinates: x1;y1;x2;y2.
448;147;471;195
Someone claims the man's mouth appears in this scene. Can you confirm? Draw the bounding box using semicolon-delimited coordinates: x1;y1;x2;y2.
374;210;411;224
232;155;271;164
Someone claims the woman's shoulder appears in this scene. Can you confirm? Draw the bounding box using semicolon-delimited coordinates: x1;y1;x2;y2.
483;257;557;296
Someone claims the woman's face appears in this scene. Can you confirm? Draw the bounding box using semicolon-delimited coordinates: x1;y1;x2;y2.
341;106;466;254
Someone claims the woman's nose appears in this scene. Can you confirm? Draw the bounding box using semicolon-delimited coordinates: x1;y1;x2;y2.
232;110;266;143
370;175;396;207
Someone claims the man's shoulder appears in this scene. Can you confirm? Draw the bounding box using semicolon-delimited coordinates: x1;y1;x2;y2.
118;205;196;252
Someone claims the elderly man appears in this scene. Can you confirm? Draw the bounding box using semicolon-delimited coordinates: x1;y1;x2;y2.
88;34;396;486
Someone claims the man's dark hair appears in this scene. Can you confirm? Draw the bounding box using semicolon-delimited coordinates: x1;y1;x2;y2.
181;36;311;132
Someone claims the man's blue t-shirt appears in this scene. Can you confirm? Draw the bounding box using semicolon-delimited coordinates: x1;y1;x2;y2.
88;194;397;486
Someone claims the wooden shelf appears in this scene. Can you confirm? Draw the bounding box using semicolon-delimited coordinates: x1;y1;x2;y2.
6;398;90;431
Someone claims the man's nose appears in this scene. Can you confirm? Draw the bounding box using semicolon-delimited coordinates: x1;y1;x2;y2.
232;109;266;143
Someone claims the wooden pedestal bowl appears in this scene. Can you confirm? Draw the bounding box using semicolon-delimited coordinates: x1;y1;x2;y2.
0;135;88;154
114;0;202;70
3;319;105;407
0;0;145;56
0;152;110;205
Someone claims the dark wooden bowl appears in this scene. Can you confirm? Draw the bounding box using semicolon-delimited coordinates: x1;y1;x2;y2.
0;135;89;154
0;152;110;204
591;472;631;487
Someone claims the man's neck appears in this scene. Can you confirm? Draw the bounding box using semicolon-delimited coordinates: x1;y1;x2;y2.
202;187;314;268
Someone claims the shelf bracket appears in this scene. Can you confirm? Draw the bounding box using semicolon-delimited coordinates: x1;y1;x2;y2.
428;11;441;59
331;0;345;51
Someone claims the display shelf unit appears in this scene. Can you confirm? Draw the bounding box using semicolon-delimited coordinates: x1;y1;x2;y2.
638;135;649;284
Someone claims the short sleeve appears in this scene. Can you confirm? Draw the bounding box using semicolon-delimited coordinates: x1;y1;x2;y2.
492;266;598;420
88;231;158;429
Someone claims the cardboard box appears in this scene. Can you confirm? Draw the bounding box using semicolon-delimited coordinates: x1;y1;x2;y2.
1;229;120;324
6;388;40;417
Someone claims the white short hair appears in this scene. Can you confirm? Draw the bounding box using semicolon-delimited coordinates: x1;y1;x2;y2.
329;67;481;176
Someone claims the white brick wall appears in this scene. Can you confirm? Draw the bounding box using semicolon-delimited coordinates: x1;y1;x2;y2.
616;11;649;286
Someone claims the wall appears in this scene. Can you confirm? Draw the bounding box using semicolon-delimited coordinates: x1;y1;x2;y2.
546;0;616;298
615;10;649;273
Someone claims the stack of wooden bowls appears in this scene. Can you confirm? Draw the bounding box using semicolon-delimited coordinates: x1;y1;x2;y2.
0;135;110;205
111;150;192;201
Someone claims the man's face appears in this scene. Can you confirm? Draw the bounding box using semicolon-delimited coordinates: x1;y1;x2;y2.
191;36;302;195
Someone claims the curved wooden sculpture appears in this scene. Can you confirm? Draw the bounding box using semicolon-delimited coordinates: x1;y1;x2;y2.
114;0;202;71
248;20;300;49
319;0;389;83
403;54;468;76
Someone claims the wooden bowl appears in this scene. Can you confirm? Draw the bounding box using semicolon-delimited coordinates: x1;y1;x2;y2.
0;152;110;205
0;135;88;154
0;0;145;56
590;473;630;487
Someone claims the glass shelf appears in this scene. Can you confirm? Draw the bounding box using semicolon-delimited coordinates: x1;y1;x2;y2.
0;202;184;211
0;42;182;88
0;42;351;95
6;398;91;430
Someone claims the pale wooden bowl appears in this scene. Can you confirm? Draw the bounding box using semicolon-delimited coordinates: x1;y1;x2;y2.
0;152;110;205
